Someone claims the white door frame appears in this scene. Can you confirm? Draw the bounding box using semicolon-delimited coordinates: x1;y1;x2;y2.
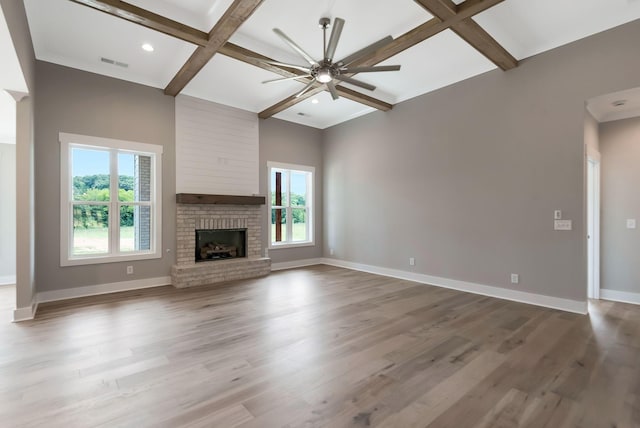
587;151;601;300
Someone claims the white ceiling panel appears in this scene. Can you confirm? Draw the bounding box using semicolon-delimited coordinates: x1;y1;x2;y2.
24;0;197;89
182;53;304;113
587;87;640;123
355;29;496;104
128;0;236;33
273;90;375;130
473;0;640;60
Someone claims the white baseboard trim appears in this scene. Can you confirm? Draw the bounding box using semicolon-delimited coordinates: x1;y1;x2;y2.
600;289;640;305
0;275;16;286
37;276;172;304
271;258;324;271
13;301;38;322
321;258;588;315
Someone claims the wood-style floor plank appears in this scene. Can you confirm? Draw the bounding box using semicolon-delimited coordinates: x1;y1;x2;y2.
0;266;639;427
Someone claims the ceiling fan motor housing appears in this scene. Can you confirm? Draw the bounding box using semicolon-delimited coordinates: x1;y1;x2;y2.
312;61;339;83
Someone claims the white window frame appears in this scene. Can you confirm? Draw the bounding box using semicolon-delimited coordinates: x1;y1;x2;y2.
267;161;314;249
59;132;163;266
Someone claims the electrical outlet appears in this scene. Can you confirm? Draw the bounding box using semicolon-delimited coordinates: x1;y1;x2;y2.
627;219;637;229
554;220;572;231
511;273;519;284
554;210;562;220
409;257;415;266
126;265;133;275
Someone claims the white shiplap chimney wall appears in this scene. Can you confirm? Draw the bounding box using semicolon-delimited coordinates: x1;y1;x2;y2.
175;95;259;195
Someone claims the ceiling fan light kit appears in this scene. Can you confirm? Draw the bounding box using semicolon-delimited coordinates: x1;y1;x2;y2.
255;17;401;101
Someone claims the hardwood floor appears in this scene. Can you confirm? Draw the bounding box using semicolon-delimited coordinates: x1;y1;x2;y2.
0;265;638;427
0;285;15;324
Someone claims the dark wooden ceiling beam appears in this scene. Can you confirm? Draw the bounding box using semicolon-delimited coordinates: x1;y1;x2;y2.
257;84;393;119
414;0;517;70
164;0;265;96
349;0;508;68
69;0;209;46
219;43;307;81
258;87;325;119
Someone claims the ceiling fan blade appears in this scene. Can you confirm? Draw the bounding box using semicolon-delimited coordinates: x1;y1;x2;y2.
263;75;311;84
341;65;401;74
334;75;376;91
337;36;393;67
326;81;339;100
273;28;318;66
295;80;316;98
250;58;311;73
325;17;345;62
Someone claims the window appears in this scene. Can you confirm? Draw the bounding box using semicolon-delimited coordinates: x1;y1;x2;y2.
60;133;162;266
268;162;314;248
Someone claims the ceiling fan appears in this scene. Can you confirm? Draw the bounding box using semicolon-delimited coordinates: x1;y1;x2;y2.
255;17;401;100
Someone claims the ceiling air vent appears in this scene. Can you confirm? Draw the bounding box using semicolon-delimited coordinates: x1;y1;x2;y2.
100;57;129;68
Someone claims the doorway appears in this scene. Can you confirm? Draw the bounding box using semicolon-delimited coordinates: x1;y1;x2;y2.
587;155;600;299
0;91;17;321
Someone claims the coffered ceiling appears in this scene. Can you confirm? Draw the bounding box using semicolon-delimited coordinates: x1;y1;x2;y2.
23;0;640;129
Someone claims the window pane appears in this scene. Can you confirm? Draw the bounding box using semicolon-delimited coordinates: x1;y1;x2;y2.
72;205;109;255
118;153;134;202
120;205;151;252
292;208;307;242
291;171;307;207
271;208;287;243
72;148;110;201
271;169;288;206
119;153;151;202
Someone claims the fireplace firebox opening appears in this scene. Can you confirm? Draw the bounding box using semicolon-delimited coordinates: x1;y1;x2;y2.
195;228;247;262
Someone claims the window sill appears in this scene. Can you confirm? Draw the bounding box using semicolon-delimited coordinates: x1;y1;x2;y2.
61;251;162;267
269;241;315;250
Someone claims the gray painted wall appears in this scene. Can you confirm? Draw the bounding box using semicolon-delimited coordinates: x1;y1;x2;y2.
0;143;15;283
259;118;323;263
323;20;640;302
34;61;176;292
1;0;36;309
600;117;640;294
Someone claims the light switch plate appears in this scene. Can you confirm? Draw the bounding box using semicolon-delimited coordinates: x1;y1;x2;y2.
554;220;572;231
627;219;637;229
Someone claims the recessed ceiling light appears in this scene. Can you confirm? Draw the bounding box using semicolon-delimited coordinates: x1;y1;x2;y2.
311;99;319;104
612;99;627;107
141;43;154;52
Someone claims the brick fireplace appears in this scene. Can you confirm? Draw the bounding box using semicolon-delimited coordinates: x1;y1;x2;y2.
171;194;271;288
